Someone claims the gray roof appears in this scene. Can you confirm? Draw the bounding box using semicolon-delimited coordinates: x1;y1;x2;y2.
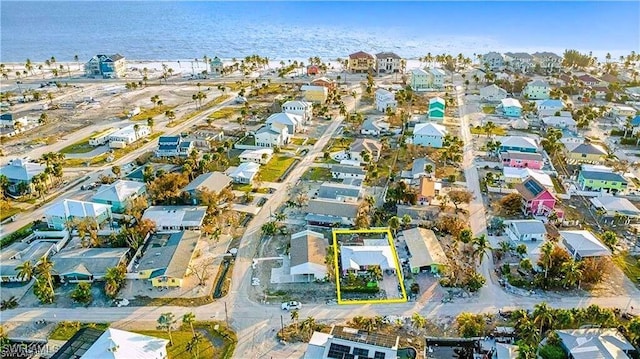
137;231;200;279
0;158;46;182
91;180;145;204
412;157;436;175
532;52;562;60
375;52;401;59
568;143;607;156
401;228;447;269
527;79;549;87
0;241;54;279
142;206;207;229
350;138;382;154
590;196;640;217
500;151;543;161
331;164;366;176
504;52;533;60
318;182;362;200
182;172;232;194
290;232;327;267
579;170;627;184
559;230;611;258
305;199;359;218
508;220;547;235
556;328;634;359
361;118;383;132
52;248;129;277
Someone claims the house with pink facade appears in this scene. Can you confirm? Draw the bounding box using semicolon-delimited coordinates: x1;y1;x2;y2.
500;151;544;170
515;177;563;218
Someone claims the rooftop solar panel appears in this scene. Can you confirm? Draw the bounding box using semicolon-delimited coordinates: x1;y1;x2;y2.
524;178;543;196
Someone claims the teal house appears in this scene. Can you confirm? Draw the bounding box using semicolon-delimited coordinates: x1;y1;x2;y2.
428;97;445;120
578;170;628;193
91;180;146;213
209;56;223;77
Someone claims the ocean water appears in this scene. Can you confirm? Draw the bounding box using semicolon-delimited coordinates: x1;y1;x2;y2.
1;1;638;63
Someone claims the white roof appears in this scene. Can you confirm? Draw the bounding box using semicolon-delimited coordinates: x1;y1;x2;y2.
81;328;168;359
557;328;634;359
45;199;111;219
495;343;519;359
507;219;547;235
375;88;394;98
500;136;539;150
229;162;260;180
282;100;311;109
590;196;640;216
559;230;611;258
429;97;445;105
92;180;145;204
411;68;428;75
340;245;395;271
541;116;577;126
142;206;207;230
480;84;507;94
501;98;522;108
401;228;447;269
182;172;232;193
414;122;447;136
503;168;553;189
0;158;46;181
305;332;332;359
528;79;549;87
109;124;149;138
266;112;303;126
429;68;446;76
240;148;273;160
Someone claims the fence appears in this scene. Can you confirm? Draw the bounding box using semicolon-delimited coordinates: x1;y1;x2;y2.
487;186;517;194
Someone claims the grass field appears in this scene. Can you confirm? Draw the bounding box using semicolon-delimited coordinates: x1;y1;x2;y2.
0;206;20;221
63;132;163;167
232;183;253;192
167;95;231;128
49;322;110;340
259;155;297;182
302;167;332;181
131;105;175;121
290;137;306;146
613;251;640;285
60;134;97;154
470;126;506;136
482;106;497;114
208;107;239;120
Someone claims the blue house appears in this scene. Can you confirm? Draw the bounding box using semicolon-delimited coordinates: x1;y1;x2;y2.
91;180;146;213
500;98;522;118
499;136;539;153
631;115;640;134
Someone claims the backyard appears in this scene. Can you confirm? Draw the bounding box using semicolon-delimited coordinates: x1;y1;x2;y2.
301;167;333;182
259;155;298;182
613;251;640;285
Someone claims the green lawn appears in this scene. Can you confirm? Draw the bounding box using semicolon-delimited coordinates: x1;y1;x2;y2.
259;155;297;182
482;106;496;114
470;126;507;136
167;95;231;128
63;132;163;167
131;105;175;121
232;183;253;192
302;167;332;181
208;107;239;120
60;133;97;154
290;137;306;146
49;322;110;340
0;206;20;221
613;252;640;285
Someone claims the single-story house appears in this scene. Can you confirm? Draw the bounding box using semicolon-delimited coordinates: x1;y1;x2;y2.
52;247;129;283
360;118;389;136
141;206;207;232
239;148;273;164
349;138;382;162
500;151;544;170
499;98;522;118
554;329;636;359
480;84;508;102
536;99;565;112
74;328;168;359
318;182;362;201
402;157;436;179
499;136;539;153
505;220;547;242
331;164;366;180
510;118;530;130
538;109;572;119
400;227;447;274
305;326;399;359
227;162;260;184
564;143;607;163
107;124;150;148
289;230;328;282
136;231;200;287
0;157;46;195
91;180;146;213
182;172;232;204
0;241;55;282
559;230;611;259
590;196;640;219
304;198;359;226
340;243;395;274
45;199;113;230
413;122;448;148
541;116;577;132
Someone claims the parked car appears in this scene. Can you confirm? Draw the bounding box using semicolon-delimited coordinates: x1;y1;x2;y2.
281;301;302;311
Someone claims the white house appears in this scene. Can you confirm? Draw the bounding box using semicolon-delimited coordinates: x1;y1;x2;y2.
254;122;289;148
524;79;550;100
331;164;366;180
228;162;260;184
289;230;328;282
559;230;612;260
0;157;46;195
239;148;273;164
45;199;112;230
107;124;150;149
80;328;169;359
141;206;207;232
413;122;448;148
281;100;312;122
505;220;547;242
429;68;446;88
340;242;396;272
375;52;402;74
265;112;303;134
375;88;397;113
480;84;508;102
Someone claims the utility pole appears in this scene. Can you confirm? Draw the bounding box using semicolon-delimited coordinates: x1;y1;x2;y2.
224;302;229;326
280;314;284;339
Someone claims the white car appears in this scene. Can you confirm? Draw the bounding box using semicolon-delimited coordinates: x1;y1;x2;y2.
281;301;302;311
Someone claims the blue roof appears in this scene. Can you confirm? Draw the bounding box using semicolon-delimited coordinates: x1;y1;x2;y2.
158;144;178;151
540;99;564;107
631;115;640;127
580;171;628;183
159;136;180;143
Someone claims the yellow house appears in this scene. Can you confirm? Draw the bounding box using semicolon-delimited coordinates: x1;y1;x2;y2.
564;142;607;163
300;85;328;103
136;231;200;287
347;51;375;73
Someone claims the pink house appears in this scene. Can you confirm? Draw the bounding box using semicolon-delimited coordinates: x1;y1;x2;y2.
515;177;562;218
500;151;544;170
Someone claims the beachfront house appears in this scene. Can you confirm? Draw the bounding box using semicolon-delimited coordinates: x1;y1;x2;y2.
504;52;533;73
413;123;448;148
578;170;628;193
499;98;523;118
523;80;550;100
480;84;508;102
411;68;430;91
85;54;126;79
375;88;397;113
281;100;313;121
347;51;376;73
428;97;446;120
209;56;223;76
0;157;46;196
44;199;113;230
532;52;562;73
91;180;146;213
482;52;505;71
375;52;402;74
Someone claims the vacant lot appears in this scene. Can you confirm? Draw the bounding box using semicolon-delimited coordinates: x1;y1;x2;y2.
302;167;333;182
59;134;96;154
613;251;640;285
259;155;297;182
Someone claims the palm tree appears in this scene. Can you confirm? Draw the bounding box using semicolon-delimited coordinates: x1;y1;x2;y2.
35;257;55;292
186;333;202;359
472;234;491;265
483;121;496;138
458;228;473;244
401;214;412;228
157;312;176;346
411;312;427;329
290;309;299;324
388;216;401;235
539;241;554;279
533;302;555;335
15;260;35;282
182;312;196;336
561;259;583;289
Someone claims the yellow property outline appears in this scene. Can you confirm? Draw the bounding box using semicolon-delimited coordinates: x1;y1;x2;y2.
332;227;408;305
